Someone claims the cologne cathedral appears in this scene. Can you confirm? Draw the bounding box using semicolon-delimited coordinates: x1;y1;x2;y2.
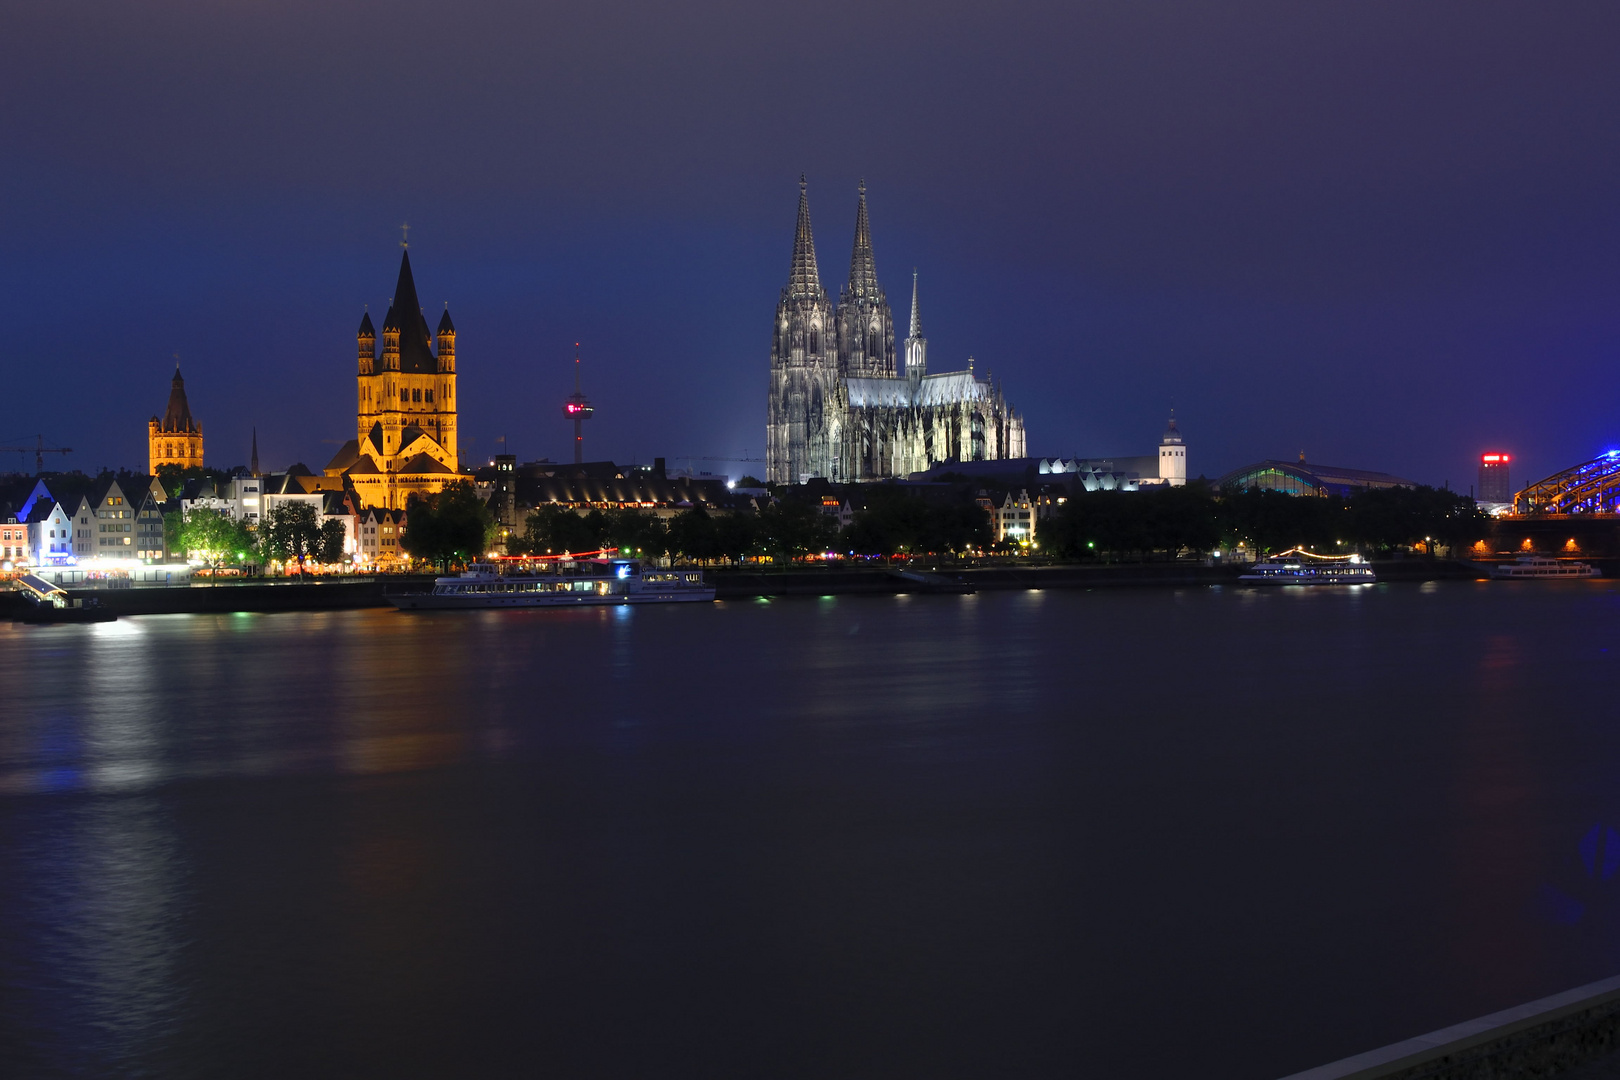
766;179;1025;484
324;248;461;509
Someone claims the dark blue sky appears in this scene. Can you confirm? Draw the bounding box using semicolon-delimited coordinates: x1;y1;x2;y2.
4;1;1619;490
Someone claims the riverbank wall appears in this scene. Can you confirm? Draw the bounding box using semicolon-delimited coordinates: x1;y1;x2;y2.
714;559;1481;599
0;560;1495;618
0;577;437;618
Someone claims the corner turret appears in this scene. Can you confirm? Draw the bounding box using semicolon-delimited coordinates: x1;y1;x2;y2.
358;310;376;374
436;304;456;373
380;305;401;372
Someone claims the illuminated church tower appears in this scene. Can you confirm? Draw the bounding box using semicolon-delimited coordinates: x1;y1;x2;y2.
766;177;843;484
835;181;895;378
148;364;204;473
334;247;461;509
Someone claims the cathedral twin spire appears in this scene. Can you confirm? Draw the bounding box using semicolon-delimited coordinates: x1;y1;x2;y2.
785;178;936;377
845;181;881;303
786;176;825;302
787;177;886;304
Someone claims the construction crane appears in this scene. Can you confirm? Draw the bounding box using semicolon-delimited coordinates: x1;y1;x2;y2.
0;434;73;475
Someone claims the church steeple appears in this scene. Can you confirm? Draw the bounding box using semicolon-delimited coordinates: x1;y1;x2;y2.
390;250;436;374
164;365;196;431
904;269;927;379
835;180;894;377
786;175;824;301
846;179;880;302
768;176;839;485
250;427;260;477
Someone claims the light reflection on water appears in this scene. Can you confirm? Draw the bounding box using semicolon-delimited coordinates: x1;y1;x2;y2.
3;583;1620;1077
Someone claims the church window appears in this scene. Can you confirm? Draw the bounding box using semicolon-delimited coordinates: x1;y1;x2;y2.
401;388;409;402
413;388;422;402
424;389;433;403
809;329;818;354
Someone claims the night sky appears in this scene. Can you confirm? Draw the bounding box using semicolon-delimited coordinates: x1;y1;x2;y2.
4;1;1620;491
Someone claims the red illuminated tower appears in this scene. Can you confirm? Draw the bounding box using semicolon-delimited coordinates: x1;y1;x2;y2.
563;343;594;464
1479;452;1511;503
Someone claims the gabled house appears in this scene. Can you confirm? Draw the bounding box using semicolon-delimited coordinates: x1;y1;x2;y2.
357;507;408;565
25;499;74;566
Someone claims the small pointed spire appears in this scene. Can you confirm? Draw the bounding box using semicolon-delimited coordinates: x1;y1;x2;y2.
909;269;921;338
786;176;823;299
251;427;260;477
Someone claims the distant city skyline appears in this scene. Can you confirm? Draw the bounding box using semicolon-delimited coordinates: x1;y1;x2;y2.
5;3;1620;491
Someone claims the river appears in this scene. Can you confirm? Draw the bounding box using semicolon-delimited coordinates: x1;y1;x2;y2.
3;582;1620;1077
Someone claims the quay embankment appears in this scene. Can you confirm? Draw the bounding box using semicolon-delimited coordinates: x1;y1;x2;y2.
716;558;1483;599
0;576;437;619
0;560;1500;618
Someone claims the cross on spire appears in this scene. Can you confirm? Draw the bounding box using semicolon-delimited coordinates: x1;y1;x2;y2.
399;221;410;248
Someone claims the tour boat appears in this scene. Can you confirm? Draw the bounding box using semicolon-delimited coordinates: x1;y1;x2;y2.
1488;555;1601;580
387;559;716;610
1238;550;1377;586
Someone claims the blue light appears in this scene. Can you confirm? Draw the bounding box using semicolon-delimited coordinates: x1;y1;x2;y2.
616;565;630;579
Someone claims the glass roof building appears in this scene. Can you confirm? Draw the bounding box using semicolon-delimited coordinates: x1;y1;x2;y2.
1218;458;1416;498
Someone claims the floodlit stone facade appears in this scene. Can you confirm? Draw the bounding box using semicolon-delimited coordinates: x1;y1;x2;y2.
767;180;1026;484
149;366;204;472
325;249;462;509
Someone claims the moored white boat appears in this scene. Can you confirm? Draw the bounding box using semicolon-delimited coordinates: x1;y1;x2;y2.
388;559;716;610
1238;549;1377;586
1488;555;1601;580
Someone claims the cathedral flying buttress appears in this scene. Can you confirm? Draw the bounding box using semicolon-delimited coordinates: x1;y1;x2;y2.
766;179;1026;485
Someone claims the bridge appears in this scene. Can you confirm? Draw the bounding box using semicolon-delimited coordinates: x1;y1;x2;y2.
1515;450;1620;515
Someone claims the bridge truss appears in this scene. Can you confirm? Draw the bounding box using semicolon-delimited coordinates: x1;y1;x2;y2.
1517;451;1620;515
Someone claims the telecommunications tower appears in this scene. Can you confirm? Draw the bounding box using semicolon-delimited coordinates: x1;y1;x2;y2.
563;343;594;464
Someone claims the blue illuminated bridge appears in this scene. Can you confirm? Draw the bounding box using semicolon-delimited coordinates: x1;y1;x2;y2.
1516;450;1620;515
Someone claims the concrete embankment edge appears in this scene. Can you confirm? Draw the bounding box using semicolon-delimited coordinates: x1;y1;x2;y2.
713;560;1481;599
0;578;437;618
0;561;1490;616
1279;973;1620;1079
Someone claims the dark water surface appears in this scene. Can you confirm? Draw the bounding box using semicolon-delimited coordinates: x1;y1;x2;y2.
5;583;1620;1078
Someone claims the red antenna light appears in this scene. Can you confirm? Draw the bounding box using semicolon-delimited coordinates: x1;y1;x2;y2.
563;342;594;464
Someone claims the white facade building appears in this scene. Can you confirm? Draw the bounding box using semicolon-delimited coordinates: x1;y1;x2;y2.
1157;417;1187;487
994;489;1036;545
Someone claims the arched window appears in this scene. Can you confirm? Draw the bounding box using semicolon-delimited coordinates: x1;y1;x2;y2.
809;329;818;354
